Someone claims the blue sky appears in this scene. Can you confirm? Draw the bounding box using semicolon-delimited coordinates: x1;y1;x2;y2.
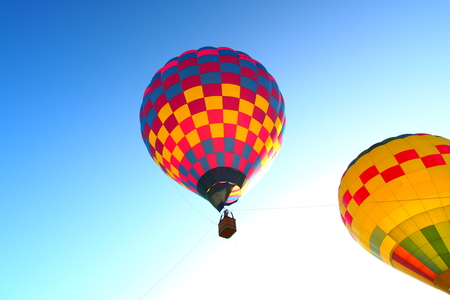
1;0;450;299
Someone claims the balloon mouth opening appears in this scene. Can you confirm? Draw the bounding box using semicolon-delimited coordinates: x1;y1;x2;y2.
207;181;242;205
197;167;248;211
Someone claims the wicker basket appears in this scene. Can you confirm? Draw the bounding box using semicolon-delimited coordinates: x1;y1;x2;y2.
218;216;237;238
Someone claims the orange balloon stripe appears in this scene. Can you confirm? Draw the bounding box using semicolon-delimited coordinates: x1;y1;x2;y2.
392;245;437;282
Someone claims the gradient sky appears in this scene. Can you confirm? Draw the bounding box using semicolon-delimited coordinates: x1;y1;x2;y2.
1;1;450;299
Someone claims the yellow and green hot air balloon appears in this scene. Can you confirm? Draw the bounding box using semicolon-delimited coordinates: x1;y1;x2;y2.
338;133;450;294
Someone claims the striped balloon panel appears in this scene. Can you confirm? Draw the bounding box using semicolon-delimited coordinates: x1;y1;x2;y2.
140;46;285;200
338;133;450;294
227;185;242;204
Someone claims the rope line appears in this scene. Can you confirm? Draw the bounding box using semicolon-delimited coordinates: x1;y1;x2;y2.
234;235;257;300
171;181;216;224
235;204;336;211
235;196;450;211
138;223;214;300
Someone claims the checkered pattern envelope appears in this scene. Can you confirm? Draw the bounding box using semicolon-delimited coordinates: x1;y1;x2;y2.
339;133;450;294
140;47;286;211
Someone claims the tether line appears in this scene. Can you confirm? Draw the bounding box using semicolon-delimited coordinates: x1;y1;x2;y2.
138;223;214;300
234;235;257;300
171;181;216;224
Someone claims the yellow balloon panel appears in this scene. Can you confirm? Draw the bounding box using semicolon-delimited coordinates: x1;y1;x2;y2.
338;134;450;294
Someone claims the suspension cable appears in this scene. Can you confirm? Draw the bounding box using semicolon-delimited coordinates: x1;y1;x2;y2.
234;234;257;300
171;181;216;224
138;223;214;300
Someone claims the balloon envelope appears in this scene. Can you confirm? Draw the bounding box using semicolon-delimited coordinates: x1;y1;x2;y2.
338;133;450;294
140;47;286;211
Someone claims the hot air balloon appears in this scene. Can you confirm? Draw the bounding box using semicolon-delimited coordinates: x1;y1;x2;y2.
140;46;286;238
338;133;450;294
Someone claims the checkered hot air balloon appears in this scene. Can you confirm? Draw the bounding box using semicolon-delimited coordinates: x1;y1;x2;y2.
338;133;450;295
140;47;286;212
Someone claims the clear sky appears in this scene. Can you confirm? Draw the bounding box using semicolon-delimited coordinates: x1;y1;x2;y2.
1;0;450;299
